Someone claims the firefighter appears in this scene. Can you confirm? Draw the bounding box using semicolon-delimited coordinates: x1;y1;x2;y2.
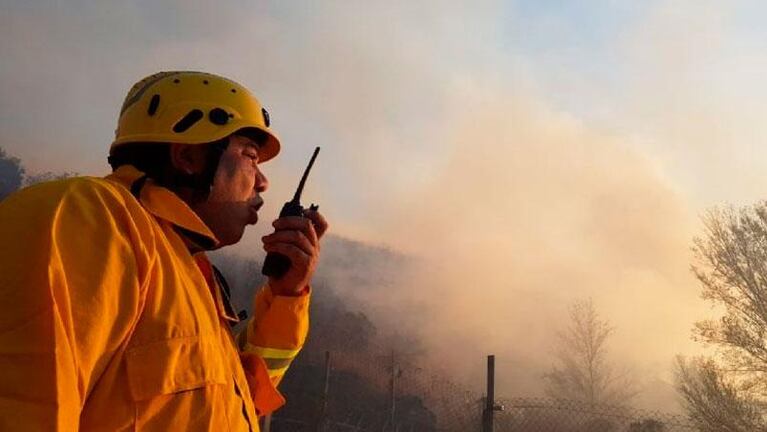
0;71;327;431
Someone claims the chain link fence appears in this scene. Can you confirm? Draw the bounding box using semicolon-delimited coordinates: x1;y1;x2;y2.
269;348;698;432
210;254;699;431
492;398;696;432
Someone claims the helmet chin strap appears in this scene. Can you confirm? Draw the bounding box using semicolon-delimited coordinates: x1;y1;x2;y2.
122;137;229;205
166;138;229;199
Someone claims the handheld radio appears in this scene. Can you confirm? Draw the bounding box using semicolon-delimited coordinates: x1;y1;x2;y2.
261;146;321;278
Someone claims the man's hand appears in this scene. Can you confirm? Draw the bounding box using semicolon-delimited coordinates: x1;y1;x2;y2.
261;209;328;296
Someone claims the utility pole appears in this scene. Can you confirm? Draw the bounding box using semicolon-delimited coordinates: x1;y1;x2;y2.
389;350;397;430
315;351;331;432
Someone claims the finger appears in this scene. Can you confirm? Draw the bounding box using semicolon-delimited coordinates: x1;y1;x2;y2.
273;216;318;246
262;230;315;257
303;210;329;240
262;242;311;266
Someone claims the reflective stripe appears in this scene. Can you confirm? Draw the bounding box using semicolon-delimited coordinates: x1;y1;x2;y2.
244;343;300;360
267;365;290;378
263;357;293;370
244;343;299;377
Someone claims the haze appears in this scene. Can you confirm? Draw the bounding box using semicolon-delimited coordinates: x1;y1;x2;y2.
4;0;767;412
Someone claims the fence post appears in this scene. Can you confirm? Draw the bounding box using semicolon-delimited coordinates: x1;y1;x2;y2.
482;355;495;432
262;414;272;432
314;351;331;432
389;350;397;431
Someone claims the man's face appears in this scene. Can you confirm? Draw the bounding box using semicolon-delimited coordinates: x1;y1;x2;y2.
193;134;269;247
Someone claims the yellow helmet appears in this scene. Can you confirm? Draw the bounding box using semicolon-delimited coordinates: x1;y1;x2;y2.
111;71;280;162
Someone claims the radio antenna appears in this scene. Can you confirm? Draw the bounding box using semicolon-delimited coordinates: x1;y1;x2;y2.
292;146;320;203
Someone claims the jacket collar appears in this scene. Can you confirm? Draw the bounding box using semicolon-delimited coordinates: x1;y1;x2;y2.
106;165;220;250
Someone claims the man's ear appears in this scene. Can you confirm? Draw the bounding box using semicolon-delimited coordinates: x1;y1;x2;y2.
169;143;206;174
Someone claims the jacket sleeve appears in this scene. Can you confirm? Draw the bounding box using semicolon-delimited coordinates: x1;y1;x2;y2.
237;284;310;415
0;180;153;431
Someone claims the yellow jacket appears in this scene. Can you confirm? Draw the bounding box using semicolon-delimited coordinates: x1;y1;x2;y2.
0;165;309;431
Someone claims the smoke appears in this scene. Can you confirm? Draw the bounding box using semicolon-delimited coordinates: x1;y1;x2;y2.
5;0;765;412
328;75;705;410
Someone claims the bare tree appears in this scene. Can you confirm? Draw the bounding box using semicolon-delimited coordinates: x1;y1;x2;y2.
675;357;766;432
543;298;636;406
678;204;767;428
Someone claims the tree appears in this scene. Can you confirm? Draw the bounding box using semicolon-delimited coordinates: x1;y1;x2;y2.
0;146;78;201
676;357;766;432
24;171;77;186
677;204;767;429
0;147;24;200
628;418;666;432
543;298;636;406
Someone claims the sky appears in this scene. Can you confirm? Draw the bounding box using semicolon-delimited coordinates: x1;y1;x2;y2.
4;0;767;412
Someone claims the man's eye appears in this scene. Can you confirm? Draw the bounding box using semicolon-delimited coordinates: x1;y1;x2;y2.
244;152;258;161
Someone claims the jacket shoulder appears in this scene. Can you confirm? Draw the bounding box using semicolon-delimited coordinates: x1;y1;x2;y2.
2;175;145;217
0;175;156;252
19;175;130;201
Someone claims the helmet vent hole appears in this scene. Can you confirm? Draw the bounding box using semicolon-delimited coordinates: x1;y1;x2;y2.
173;79;180;84
203;80;209;85
262;108;271;127
209;108;230;125
173;109;204;133
230;88;237;93
147;94;160;116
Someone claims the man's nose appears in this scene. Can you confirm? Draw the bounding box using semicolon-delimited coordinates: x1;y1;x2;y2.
255;168;269;193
